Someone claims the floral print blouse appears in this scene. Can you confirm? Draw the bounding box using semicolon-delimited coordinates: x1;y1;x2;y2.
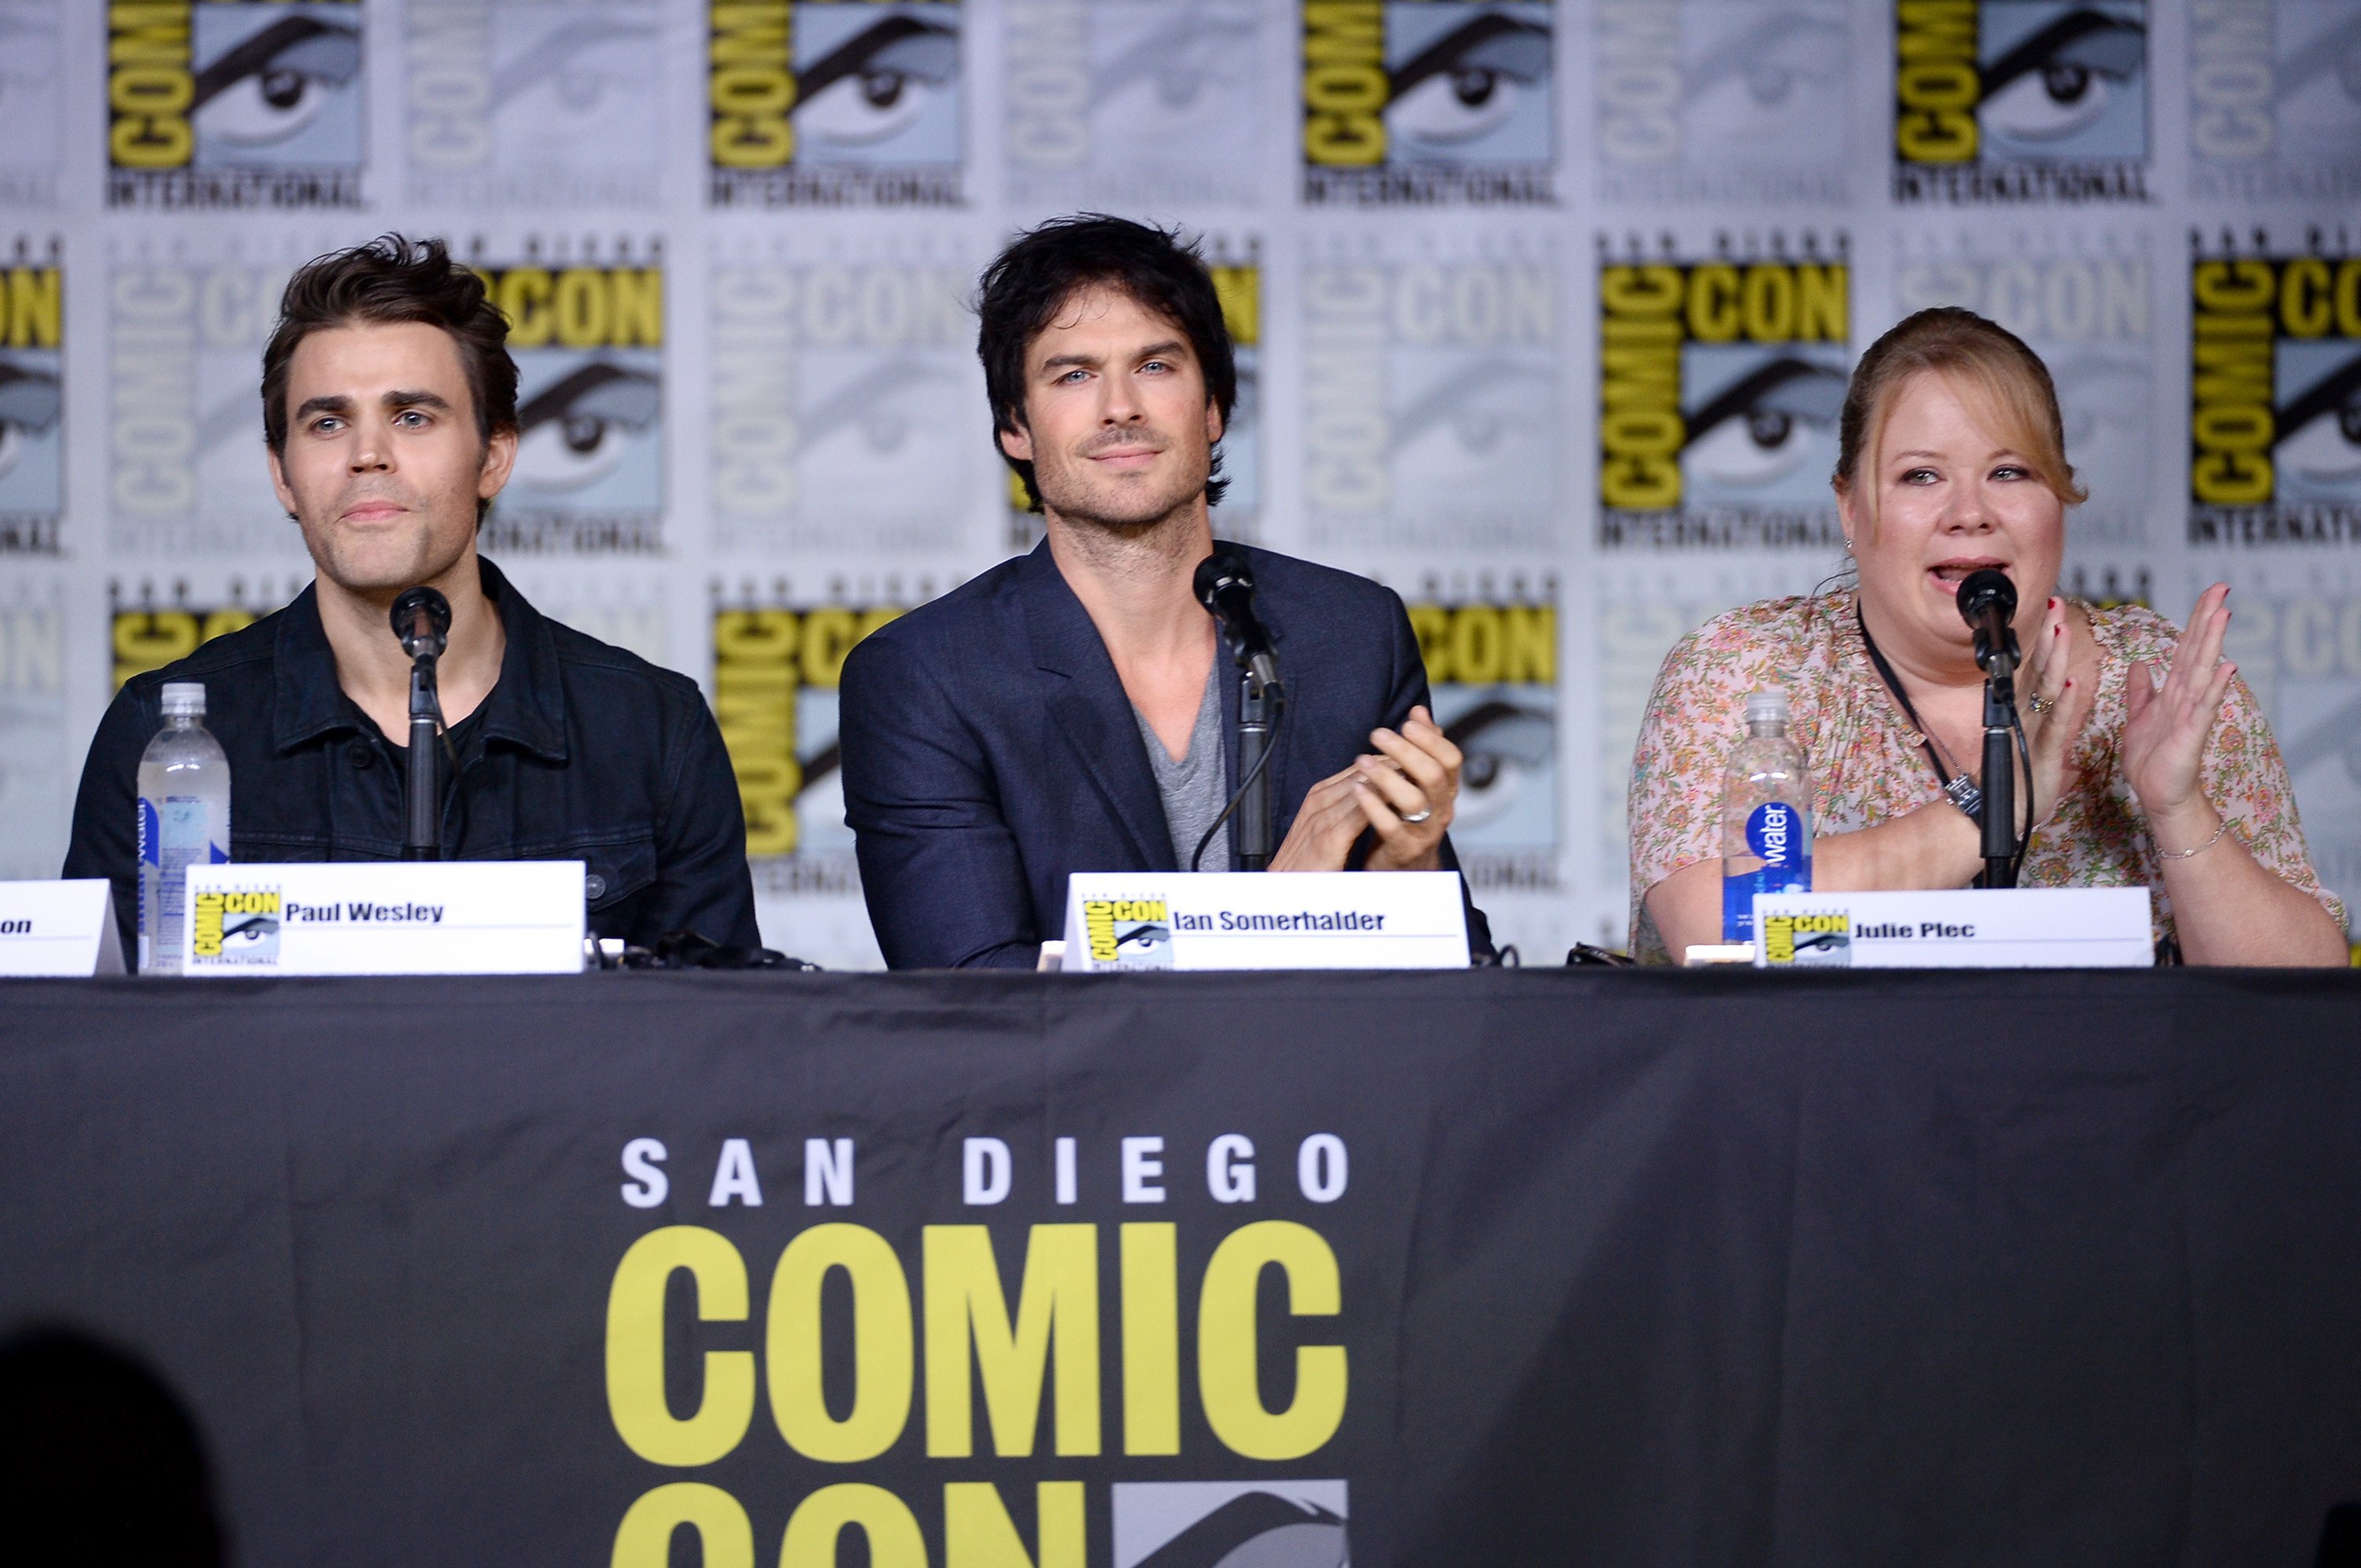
1625;588;2345;963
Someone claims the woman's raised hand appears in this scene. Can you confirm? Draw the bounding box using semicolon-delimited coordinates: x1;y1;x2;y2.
2122;582;2237;837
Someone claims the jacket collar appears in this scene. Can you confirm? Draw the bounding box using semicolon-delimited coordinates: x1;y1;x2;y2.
1011;537;1292;871
271;558;570;762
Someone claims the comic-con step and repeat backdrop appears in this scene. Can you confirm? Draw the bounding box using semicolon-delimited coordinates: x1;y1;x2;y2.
2;0;2358;965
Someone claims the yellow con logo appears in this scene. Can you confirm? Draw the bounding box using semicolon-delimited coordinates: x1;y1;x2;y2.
1761;910;1849;966
1083;898;1171;966
190;887;282;963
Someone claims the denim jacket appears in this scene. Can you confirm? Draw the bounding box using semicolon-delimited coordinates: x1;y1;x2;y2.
66;560;759;966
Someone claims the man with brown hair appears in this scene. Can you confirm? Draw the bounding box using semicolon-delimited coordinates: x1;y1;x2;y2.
65;234;757;965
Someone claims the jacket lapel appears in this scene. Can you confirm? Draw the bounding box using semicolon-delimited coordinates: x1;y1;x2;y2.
1014;543;1173;871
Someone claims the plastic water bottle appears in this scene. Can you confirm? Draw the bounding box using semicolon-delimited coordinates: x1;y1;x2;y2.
137;682;231;974
1722;688;1812;945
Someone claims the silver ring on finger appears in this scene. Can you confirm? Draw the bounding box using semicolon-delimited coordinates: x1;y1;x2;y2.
2027;693;2055;715
1401;807;1433;825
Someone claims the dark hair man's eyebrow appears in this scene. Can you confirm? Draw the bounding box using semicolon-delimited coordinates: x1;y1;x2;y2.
1038;339;1192;374
294;393;353;422
382;389;454;411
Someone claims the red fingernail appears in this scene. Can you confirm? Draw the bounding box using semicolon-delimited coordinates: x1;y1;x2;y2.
2049;597;2057;609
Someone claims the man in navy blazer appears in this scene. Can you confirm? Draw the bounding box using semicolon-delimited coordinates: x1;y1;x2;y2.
841;216;1491;969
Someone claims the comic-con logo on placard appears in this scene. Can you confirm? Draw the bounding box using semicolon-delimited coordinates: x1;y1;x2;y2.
1408;585;1557;890
475;248;664;555
1597;238;1849;549
106;0;364;209
106;245;305;558
709;250;971;556
1009;245;1261;551
1892;0;2149;203
1593;0;1850;204
1895;239;2153;544
405;0;664;208
708;0;963;208
2189;238;2361;548
0;247;61;556
1302;0;1555;205
714;595;910;893
1003;0;1263;206
190;886;280;963
2190;0;2361;202
1302;241;1561;552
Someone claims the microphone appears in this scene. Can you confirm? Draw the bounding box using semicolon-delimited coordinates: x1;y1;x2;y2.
1954;567;2020;886
391;585;451;662
1194;552;1280;693
389;586;451;861
1954;568;2019;674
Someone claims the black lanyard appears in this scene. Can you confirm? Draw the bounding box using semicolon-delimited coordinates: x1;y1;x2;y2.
1857;605;1985;825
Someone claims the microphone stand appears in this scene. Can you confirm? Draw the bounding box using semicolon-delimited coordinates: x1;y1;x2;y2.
1236;668;1275;871
1974;624;2019;889
403;643;444;861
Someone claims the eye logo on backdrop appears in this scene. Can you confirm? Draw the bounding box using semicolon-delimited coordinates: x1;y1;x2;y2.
105;242;300;559
2189;0;2361;202
406;0;665;208
475;249;664;555
1302;0;1555;205
1406;587;1557;891
0;245;61;557
107;0;365;209
1302;240;1561;552
0;577;65;880
1597;238;1849;548
708;0;964;208
1895;238;2154;548
713;597;906;873
708;250;972;556
0;0;63;206
1593;0;1850;204
2189;239;2361;548
1892;0;2149;203
1003;0;1264;207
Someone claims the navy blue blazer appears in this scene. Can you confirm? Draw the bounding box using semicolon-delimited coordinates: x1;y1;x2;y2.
840;540;1491;968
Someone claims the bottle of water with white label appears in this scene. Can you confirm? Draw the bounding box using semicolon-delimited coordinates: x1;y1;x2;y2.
1722;688;1812;945
137;682;231;975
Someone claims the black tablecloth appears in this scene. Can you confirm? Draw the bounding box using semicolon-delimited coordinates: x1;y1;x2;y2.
4;968;2359;1566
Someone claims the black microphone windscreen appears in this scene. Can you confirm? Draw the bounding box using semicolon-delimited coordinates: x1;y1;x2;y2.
1955;568;2016;626
390;586;452;655
1195;552;1251;613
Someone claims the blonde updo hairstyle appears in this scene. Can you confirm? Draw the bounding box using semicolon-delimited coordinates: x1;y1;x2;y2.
1833;306;2088;529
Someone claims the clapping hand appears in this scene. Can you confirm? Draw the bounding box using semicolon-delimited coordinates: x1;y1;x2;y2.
1272;707;1462;872
2123;582;2237;841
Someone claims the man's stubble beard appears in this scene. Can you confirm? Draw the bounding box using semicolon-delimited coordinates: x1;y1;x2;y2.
291;479;477;600
1033;435;1214;544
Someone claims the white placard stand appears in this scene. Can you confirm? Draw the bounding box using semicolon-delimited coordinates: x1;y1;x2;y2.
1752;887;2153;968
181;861;587;976
1059;871;1469;971
0;880;127;976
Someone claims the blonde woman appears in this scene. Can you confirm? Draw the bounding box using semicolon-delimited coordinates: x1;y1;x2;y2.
1628;307;2346;966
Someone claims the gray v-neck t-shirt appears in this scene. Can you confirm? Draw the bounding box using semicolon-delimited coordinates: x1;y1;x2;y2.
1132;658;1231;872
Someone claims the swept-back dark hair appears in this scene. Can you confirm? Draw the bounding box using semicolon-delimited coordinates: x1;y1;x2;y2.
261;234;518;461
977;214;1236;511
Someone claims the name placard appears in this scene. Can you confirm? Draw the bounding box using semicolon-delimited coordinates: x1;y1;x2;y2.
181;862;586;976
1060;871;1469;972
1753;887;2153;968
0;880;127;977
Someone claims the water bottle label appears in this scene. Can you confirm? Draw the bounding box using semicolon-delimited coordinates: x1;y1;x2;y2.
1746;801;1804;869
1722;856;1813;942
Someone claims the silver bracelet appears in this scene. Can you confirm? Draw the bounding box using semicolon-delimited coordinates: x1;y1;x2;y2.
2156;817;2235;860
